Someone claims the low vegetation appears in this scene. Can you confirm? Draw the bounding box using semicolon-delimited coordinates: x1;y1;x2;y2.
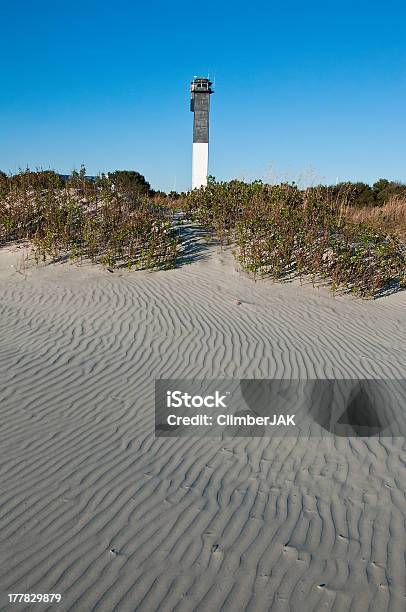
0;169;178;270
1;169;405;297
185;179;406;297
345;195;406;242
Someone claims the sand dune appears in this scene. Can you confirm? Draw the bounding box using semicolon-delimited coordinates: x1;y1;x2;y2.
0;228;405;611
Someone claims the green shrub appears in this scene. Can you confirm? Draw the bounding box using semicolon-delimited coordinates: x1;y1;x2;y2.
185;180;406;297
0;170;178;270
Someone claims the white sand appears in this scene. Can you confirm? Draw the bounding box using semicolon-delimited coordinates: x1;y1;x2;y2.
0;230;405;611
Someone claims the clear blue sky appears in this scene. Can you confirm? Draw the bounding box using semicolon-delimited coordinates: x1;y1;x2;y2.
1;0;405;192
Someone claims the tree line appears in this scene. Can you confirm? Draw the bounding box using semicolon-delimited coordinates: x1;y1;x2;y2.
0;169;405;206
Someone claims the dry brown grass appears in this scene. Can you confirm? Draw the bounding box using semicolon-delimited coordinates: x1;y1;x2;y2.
345;195;406;241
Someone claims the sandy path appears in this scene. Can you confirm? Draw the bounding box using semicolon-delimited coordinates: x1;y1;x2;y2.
0;228;405;611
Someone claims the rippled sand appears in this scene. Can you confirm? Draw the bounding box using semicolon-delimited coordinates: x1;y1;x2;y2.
0;231;405;611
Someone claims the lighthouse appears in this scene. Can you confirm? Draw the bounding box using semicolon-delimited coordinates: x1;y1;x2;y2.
190;77;213;189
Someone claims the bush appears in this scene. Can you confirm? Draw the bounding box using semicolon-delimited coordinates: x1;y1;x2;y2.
107;170;151;196
0;170;178;270
185;180;406;297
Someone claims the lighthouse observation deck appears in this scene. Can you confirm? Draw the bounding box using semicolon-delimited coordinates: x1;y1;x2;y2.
190;77;214;94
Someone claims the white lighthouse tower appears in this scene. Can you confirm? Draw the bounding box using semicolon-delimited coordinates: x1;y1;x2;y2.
190;77;213;189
